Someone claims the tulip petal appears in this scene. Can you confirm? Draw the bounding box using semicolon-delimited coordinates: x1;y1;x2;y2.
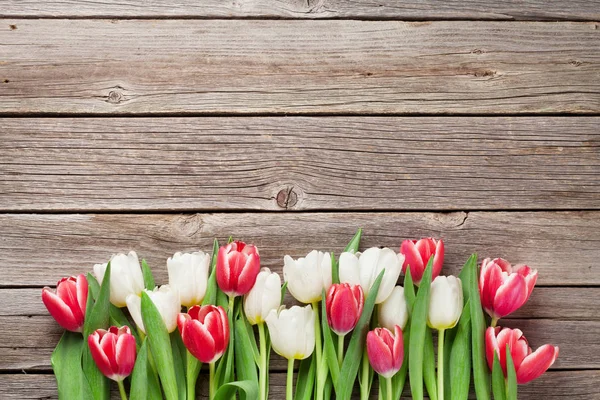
485;326;500;372
76;274;88;317
186;320;217;363
493;274;528;318
517;345;559;384
480;260;504;315
100;332;119;373
42;288;80;332
432;239;444;280
88;332;115;379
367;329;394;378
115;332;137;378
400;240;424;283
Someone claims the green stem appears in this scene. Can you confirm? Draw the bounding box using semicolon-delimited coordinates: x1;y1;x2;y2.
258;322;268;400
491;317;499;328
186;350;201;400
209;362;216;400
386;376;393;400
437;329;445;400
312;302;323;400
360;350;370;400
228;296;236;318
287;358;295;400
337;334;345;366
117;380;128;400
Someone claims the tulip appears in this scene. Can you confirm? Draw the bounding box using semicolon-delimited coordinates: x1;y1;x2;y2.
283;250;332;304
367;325;404;379
88;326;136;387
486;326;559;384
41;274;88;332
126;285;180;334
480;258;538;324
244;268;282;325
94;251;145;308
378;285;409;332
178;305;229;364
167;251;210;307
339;247;404;304
216;241;260;298
400;238;444;285
326;283;364;336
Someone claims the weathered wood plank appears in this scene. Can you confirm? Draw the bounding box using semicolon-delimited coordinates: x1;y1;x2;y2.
0;315;592;370
0;212;598;286
0;371;597;399
2;117;599;211
2;0;599;21
1;20;598;114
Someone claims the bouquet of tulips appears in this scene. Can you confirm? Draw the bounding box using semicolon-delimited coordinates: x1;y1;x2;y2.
42;229;559;400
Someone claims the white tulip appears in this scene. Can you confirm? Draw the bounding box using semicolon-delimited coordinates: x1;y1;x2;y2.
126;285;181;333
283;250;332;304
265;305;315;360
244;268;282;325
167;251;210;307
428;275;463;330
339;247;404;304
94;251;145;308
378;285;409;331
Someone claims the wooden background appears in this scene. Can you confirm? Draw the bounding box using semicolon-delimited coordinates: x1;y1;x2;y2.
1;1;599;398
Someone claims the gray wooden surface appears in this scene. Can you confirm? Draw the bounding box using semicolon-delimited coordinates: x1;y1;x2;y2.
0;1;598;398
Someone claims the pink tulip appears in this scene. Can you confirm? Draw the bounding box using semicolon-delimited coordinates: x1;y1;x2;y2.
178;305;229;364
367;325;404;378
326;283;364;336
216;241;261;297
41;274;88;332
479;258;537;321
88;326;137;382
486;326;559;384
400;238;444;285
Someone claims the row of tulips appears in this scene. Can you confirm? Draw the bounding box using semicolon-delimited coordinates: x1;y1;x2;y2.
42;230;558;400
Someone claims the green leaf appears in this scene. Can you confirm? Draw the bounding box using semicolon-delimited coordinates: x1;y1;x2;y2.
295;356;316;400
170;332;187;400
392;321;410;399
281;282;288;304
214;380;258;400
239;308;260;366
141;292;178;400
321;290;340;388
343;228;362;253
228;236;234;244
409;257;434;400
51;331;93;399
423;328;437;400
87;273;100;300
234;319;259;384
331;252;340;285
337;270;385;400
466;254;491;400
457;258;471;304
444;326;457;400
202;238;220;306
130;340;149;400
506;345;517;400
404;268;416;314
109;305;141;345
450;302;471;400
492;351;507;400
142;259;156;290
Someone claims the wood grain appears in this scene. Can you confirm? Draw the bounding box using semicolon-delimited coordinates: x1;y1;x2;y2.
1;20;598;115
0;371;597;399
2;0;599;20
0;212;598;287
2;117;599;211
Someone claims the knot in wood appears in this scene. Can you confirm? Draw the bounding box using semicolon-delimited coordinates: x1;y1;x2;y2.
107;90;123;104
276;187;298;209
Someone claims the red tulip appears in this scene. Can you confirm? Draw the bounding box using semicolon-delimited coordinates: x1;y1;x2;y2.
326;283;364;336
178;305;229;364
400;238;444;285
479;258;538;321
486;326;559;384
88;326;137;382
41;274;88;332
216;241;261;297
367;325;404;378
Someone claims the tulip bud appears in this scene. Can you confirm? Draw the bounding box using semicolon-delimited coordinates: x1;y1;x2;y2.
265;305;315;360
486;326;559;384
126;285;180;334
326;283;364;336
167;251;210;307
94;251;145;308
428;275;463;330
400;238;444;285
216;241;261;297
283;250;332;304
88;326;137;382
339;247;404;304
378;286;408;331
178;305;229;363
244;268;282;325
480;258;538;321
367;325;404;378
41;274;88;332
